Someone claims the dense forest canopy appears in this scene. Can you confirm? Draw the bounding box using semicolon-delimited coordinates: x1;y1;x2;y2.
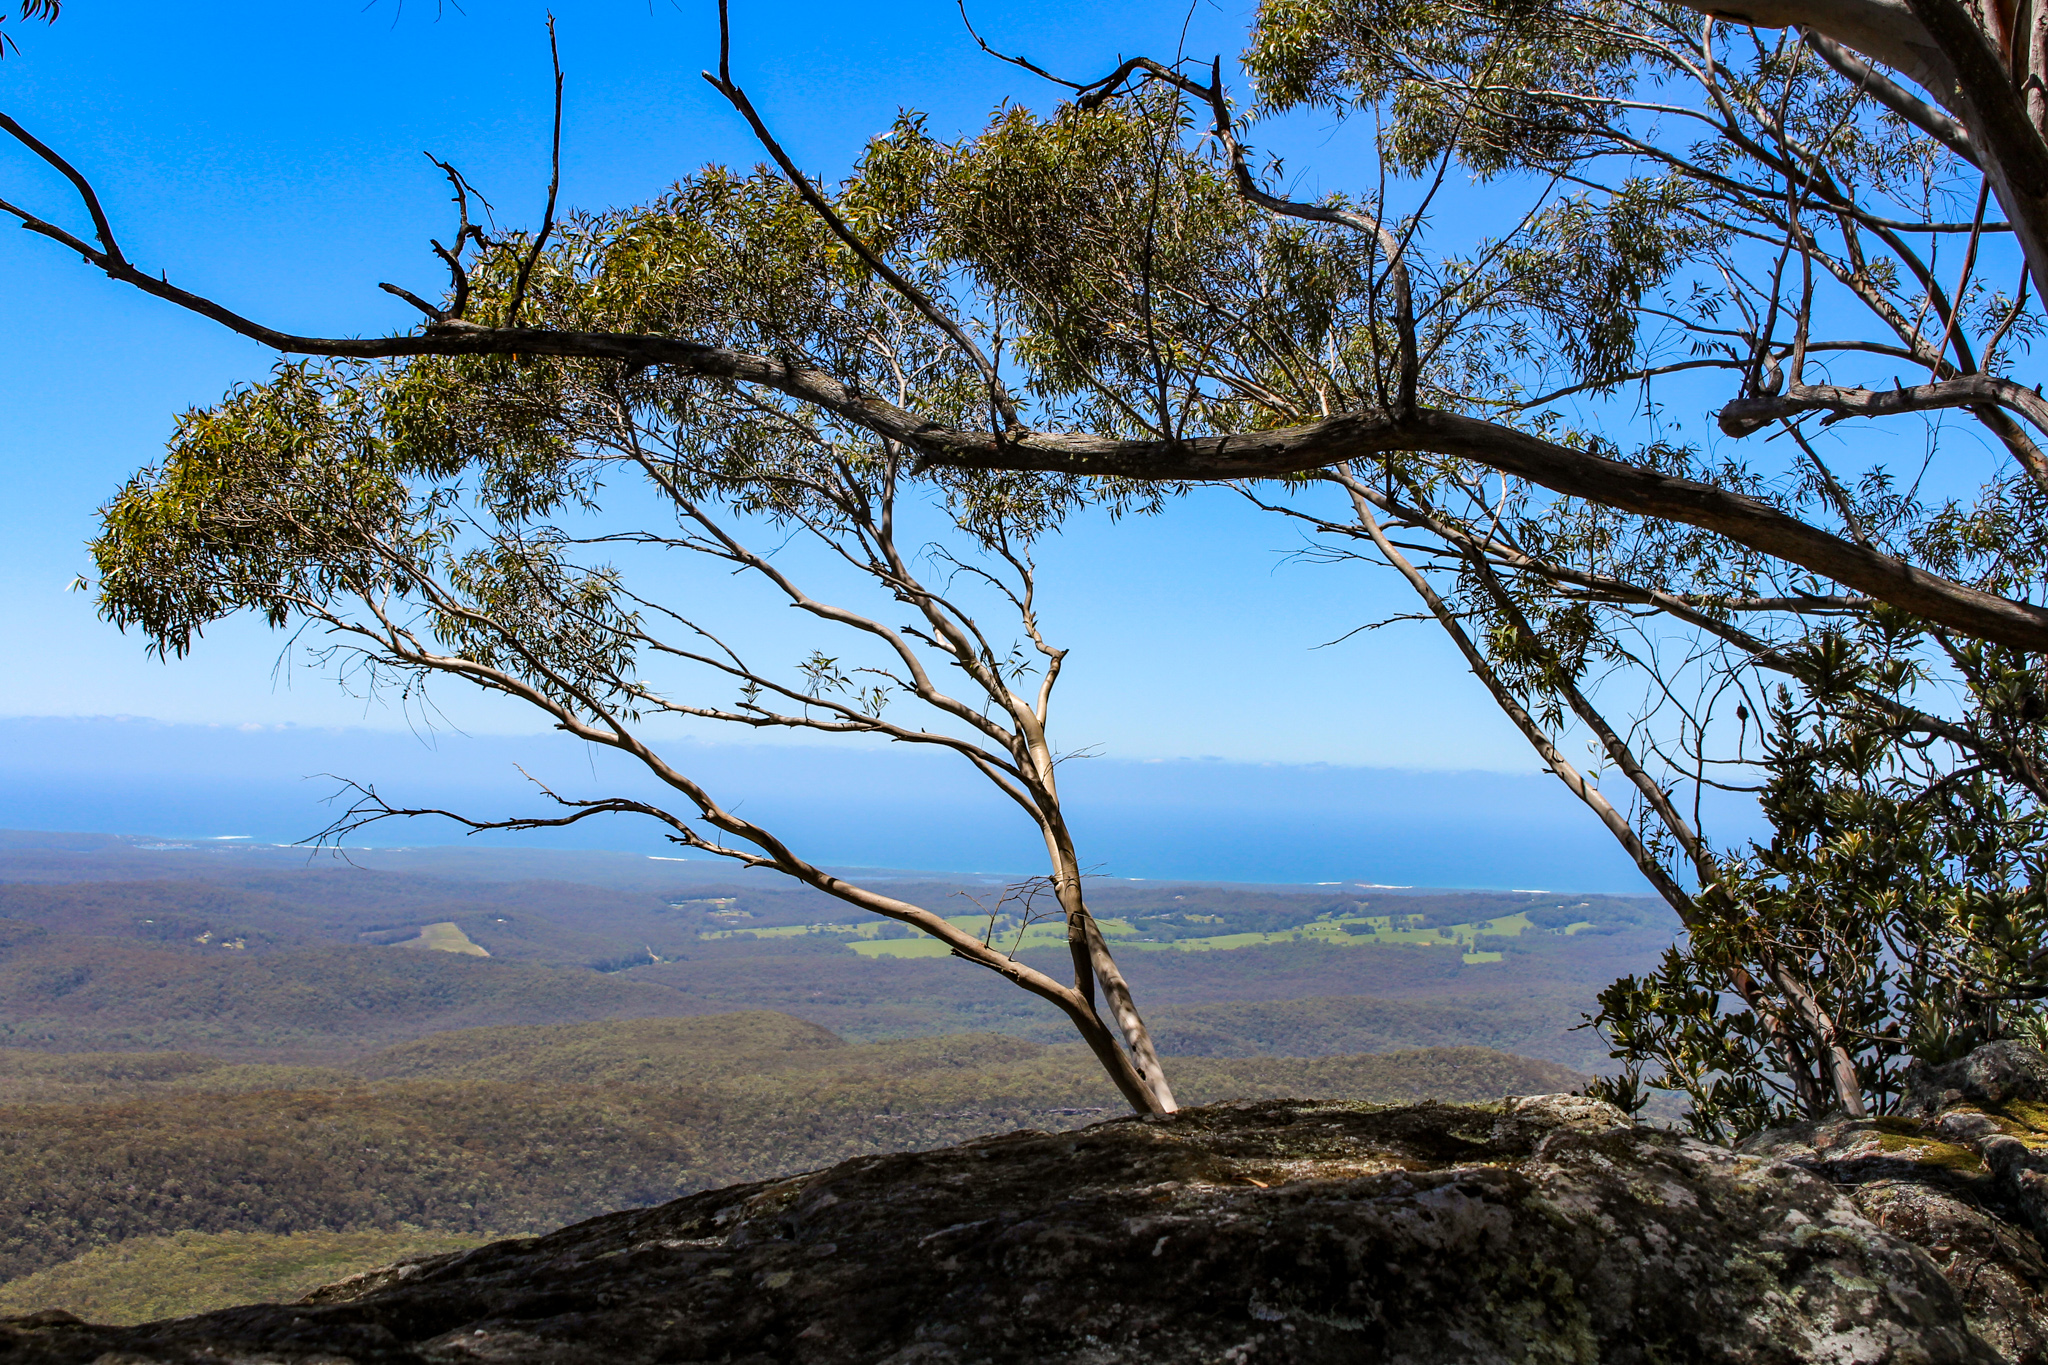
5;0;2048;1131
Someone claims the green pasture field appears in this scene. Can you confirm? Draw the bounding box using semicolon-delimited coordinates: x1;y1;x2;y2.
702;907;1596;963
393;922;491;956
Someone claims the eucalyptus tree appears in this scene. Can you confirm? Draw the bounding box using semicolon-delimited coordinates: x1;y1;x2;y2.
86;171;1181;1114
1204;0;2048;1132
12;0;2048;1129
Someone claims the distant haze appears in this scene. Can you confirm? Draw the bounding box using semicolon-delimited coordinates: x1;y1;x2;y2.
0;716;1760;892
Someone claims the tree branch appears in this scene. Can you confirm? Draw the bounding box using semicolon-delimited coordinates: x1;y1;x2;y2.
7;111;2046;651
1801;26;1979;164
505;14;565;329
0;111;122;264
1083;56;1420;416
1718;372;2048;437
705;0;1021;429
1671;0;1958;113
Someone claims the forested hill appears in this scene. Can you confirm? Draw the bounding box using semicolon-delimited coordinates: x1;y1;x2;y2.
0;833;1651;1321
0;1012;1586;1317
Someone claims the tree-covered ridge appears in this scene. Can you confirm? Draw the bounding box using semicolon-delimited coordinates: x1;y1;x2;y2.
0;1014;1585;1290
0;922;1635;1063
0;851;1671;961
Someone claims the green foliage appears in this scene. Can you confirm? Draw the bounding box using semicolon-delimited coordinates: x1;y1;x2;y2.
1589;637;2048;1139
1246;0;1645;175
95;366;417;658
858;95;1388;433
1244;0;1715;388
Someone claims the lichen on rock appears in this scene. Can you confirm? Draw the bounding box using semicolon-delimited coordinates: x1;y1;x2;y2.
1740;1041;2048;1365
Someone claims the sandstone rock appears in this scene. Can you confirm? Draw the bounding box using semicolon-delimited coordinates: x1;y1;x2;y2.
1902;1044;2048;1118
0;1096;2005;1364
1854;1179;2048;1365
1743;1044;2048;1365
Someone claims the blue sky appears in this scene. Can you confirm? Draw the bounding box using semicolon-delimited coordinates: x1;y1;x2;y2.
0;1;1726;889
0;0;1539;765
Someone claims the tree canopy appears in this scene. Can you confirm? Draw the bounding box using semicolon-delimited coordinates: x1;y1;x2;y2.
9;0;2048;1128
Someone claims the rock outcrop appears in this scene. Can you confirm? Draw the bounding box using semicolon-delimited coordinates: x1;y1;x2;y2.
1740;1042;2048;1365
0;1091;2019;1364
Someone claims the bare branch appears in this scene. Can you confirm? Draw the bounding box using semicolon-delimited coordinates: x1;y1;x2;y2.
505;14;565;329
1800;26;1979;164
0;111;123;264
1718;372;2048;437
379;281;445;321
706;0;1021;430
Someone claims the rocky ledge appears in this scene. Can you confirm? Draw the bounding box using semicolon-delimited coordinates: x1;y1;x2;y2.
3;1088;2037;1364
1740;1042;2048;1365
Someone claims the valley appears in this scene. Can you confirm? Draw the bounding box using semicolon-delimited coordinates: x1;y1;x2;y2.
0;829;1676;1065
0;829;1675;1323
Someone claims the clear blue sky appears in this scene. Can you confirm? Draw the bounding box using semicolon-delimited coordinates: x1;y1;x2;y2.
0;0;1545;768
0;1;1703;888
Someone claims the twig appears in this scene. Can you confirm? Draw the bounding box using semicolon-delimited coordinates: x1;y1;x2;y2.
706;0;1022;430
506;13;564;329
0;111;124;264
